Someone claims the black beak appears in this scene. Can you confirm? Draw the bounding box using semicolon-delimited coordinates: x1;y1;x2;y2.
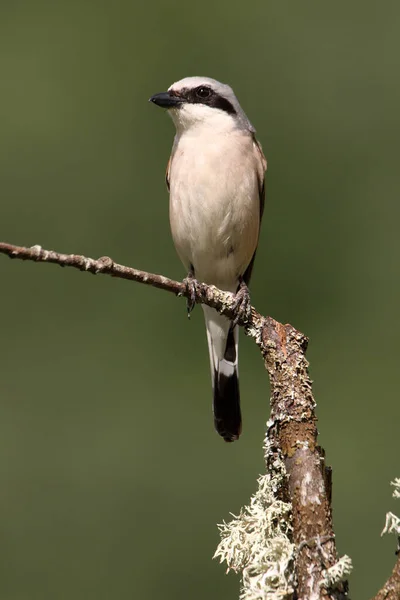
149;91;182;108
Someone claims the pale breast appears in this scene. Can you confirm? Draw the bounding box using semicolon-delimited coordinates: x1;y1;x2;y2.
169;131;261;289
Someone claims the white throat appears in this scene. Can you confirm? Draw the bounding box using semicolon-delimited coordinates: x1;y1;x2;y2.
168;104;237;136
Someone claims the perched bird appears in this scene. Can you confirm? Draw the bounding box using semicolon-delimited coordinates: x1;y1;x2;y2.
150;77;266;442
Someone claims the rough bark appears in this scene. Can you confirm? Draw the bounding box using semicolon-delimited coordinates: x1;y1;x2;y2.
371;554;400;600
259;319;348;599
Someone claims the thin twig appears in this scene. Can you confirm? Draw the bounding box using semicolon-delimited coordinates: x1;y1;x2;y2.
0;241;260;325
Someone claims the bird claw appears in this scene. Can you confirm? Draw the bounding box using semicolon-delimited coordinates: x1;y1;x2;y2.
182;274;198;318
232;282;251;327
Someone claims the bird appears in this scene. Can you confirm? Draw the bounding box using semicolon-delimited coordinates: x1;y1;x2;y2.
150;77;266;442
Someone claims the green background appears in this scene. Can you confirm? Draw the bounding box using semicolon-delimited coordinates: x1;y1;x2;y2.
1;1;399;598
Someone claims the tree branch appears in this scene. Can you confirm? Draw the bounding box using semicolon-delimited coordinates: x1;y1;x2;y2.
1;240;350;598
0;241;259;325
371;554;400;600
261;320;350;599
0;241;185;294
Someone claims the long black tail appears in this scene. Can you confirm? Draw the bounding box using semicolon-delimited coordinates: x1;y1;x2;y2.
213;327;242;442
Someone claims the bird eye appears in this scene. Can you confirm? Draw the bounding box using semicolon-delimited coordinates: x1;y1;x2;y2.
196;86;212;99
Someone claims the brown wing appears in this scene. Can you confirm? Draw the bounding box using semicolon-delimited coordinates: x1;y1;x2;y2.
253;135;267;221
242;136;267;286
165;156;171;192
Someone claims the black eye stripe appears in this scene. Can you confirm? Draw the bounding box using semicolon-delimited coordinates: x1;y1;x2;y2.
178;87;237;116
207;95;237;116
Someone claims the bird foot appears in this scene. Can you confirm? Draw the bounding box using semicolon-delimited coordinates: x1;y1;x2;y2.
182;273;198;318
232;281;251;327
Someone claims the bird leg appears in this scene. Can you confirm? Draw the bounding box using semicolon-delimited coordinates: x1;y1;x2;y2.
182;268;198;318
232;278;251;327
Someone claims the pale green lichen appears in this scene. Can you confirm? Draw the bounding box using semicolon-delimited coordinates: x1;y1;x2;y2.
320;554;353;589
382;512;400;536
391;478;400;499
381;478;400;537
214;440;295;600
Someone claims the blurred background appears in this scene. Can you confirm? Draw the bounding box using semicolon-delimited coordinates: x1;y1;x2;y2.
0;1;399;598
